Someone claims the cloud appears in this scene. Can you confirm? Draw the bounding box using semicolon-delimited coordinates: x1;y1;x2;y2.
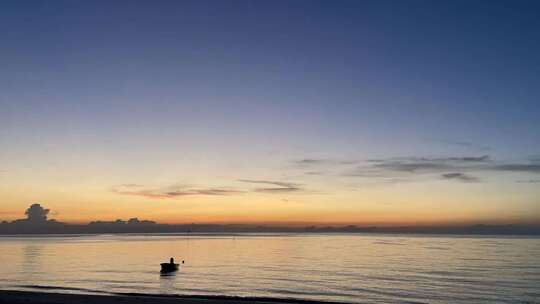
293;158;358;176
342;154;540;185
444;155;491;162
112;184;241;199
432;139;491;151
371;161;451;173
529;155;540;163
441;173;479;182
371;155;490;164
491;164;540;173
305;171;326;175
25;204;50;222
516;179;540;183
113;179;306;199
295;159;327;165
293;158;357;166
363;155;491;174
238;179;302;193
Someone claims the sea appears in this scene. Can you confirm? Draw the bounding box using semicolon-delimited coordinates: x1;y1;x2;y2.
0;233;539;303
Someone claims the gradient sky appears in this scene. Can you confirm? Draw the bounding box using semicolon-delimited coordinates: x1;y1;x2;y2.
1;0;539;226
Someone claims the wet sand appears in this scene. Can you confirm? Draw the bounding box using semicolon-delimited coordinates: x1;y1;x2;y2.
0;290;347;304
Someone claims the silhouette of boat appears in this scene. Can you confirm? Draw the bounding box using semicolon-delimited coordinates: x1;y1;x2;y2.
160;262;179;273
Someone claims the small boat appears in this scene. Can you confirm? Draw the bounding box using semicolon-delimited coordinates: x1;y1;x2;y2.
160;262;179;273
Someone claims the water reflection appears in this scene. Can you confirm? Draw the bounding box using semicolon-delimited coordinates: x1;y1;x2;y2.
20;243;45;282
22;244;43;268
159;271;177;294
0;234;539;304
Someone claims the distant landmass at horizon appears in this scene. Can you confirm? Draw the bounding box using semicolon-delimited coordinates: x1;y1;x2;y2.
1;204;538;235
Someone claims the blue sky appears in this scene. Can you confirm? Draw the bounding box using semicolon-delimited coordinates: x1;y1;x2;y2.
1;0;539;224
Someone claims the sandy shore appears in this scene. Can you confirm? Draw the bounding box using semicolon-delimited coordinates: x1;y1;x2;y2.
0;290;347;304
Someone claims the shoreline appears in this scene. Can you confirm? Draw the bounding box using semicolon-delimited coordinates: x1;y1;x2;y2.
0;290;350;304
0;231;539;238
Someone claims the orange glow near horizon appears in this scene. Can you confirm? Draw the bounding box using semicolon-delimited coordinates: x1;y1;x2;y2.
1;158;539;228
1;186;539;227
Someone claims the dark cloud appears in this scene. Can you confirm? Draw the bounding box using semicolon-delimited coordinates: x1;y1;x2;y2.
490;164;540;173
295;159;327;165
112;185;241;199
441;173;479;182
368;155;490;164
364;155;490;174
516;179;540;183
444;155;490;162
1;204;64;233
193;189;241;195
342;171;387;177
339;160;358;165
372;161;451;173
238;179;302;193
343;154;540;184
25;203;50;222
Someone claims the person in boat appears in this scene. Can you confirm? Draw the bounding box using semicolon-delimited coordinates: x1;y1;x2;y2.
161;257;178;273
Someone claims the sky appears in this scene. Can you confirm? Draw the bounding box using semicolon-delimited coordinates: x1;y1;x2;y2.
1;0;539;226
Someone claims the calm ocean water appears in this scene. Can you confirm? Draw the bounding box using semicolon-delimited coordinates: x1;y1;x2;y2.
0;233;539;303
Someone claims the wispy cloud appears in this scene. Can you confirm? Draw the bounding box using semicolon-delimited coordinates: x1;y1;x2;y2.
292;158;358;177
112;184;241;199
371;161;451;173
431;139;491;151
304;171;326;176
295;159;328;165
293;158;357;166
343;154;540;185
529;155;540;163
238;179;302;193
441;173;479;183
491;164;540;173
516;179;540;183
359;155;491;174
444;155;491;162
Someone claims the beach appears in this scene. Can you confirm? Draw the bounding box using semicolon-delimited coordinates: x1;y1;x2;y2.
0;290;343;304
